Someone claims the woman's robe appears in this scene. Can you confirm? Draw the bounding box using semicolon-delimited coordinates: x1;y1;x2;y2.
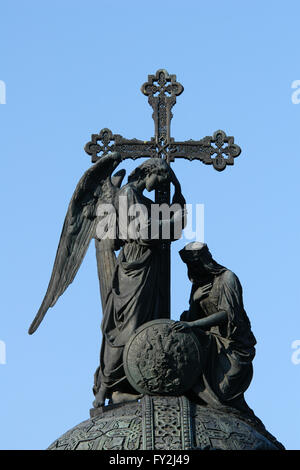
182;269;257;412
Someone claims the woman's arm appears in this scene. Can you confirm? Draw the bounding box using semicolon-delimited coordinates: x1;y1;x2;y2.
172;310;227;332
190;310;227;329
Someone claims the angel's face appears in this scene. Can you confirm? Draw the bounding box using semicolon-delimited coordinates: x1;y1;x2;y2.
145;169;170;192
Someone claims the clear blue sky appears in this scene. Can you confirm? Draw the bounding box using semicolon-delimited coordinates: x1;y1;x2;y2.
1;0;299;450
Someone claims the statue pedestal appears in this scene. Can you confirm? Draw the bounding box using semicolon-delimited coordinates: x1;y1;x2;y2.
48;395;283;450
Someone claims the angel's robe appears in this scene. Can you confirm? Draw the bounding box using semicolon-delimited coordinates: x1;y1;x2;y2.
94;184;176;396
182;269;257;414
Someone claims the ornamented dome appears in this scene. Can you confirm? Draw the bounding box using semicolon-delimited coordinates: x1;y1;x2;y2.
49;395;283;451
49;321;284;451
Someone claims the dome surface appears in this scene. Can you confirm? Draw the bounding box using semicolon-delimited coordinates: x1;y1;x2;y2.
48;395;283;450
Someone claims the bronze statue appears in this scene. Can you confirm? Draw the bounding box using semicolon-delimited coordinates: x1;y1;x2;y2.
173;242;257;418
29;70;284;450
93;158;186;406
28;152;186;407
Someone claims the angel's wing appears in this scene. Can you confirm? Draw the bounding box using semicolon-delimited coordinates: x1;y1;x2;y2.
29;152;122;334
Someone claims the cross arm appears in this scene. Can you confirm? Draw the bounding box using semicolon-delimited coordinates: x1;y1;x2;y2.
168;130;241;171
84;128;241;172
84;128;158;163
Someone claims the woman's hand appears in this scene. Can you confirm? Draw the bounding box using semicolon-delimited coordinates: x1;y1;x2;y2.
171;321;193;332
172;320;207;334
193;283;212;302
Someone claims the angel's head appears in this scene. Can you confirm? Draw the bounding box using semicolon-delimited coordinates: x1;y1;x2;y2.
127;158;171;192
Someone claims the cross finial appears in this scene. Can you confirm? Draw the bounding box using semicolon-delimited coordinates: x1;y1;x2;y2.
141;69;183;159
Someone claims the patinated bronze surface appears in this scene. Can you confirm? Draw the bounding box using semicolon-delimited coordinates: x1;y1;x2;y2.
29;70;284;450
174;242;257;418
92;159;186;406
29;153;186;407
84;69;241;170
84;69;242;319
48;396;284;450
123;319;202;396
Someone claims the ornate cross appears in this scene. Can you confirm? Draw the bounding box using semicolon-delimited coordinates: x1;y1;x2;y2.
85;69;241;170
84;69;242;317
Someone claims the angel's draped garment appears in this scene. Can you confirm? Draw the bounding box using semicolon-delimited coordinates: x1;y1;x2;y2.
182;269;257;412
94;184;177;395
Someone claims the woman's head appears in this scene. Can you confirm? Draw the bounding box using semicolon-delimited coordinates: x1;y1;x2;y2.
179;242;226;281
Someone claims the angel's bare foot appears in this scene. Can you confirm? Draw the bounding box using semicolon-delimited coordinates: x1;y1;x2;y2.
93;387;108;408
111;391;142;405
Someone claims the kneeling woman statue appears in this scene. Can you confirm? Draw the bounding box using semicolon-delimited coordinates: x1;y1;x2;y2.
174;242;257;419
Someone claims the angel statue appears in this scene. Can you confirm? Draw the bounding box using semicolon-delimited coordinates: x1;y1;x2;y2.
29;152;186;407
